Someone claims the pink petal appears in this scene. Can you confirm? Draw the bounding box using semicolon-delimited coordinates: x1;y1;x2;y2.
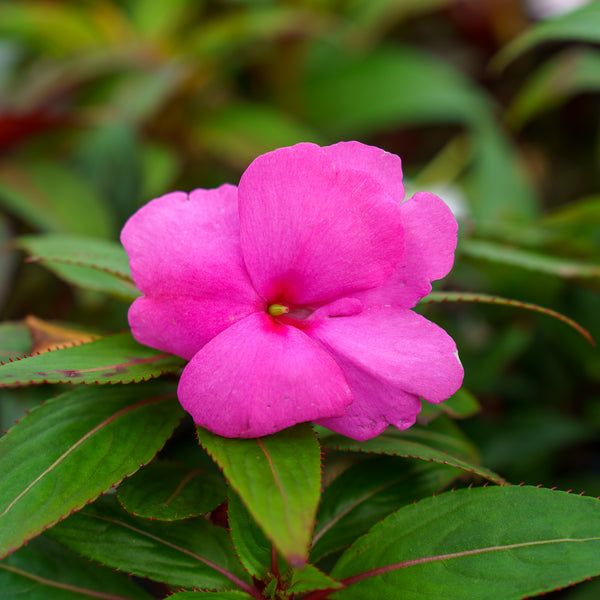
177;312;352;438
121;187;263;358
322;141;404;202
128;296;259;361
355;191;458;309
310;306;463;441
238;143;404;306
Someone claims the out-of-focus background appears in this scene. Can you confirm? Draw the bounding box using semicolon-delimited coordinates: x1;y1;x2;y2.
0;0;598;590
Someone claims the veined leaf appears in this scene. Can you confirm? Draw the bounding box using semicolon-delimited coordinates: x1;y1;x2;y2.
227;491;273;581
197;424;321;567
328;486;600;599
0;331;185;387
322;427;505;485
168;592;256;600
312;457;458;562
117;460;227;521
0;383;183;558
18;234;139;301
47;496;256;595
0;535;153;600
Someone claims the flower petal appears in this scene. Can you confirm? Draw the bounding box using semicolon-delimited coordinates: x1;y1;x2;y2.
310;306;463;441
128;296;259;361
355;191;458;309
177;312;352;438
238;143;404;306
322;141;404;202
121;187;263;358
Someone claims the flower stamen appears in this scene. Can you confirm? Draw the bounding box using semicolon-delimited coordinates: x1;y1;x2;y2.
267;303;290;317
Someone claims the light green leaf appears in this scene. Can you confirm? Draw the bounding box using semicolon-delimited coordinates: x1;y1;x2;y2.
0;332;184;386
461;238;600;278
199;103;325;169
18;234;139;301
0;535;153;600
47;496;254;593
117;460;227;521
197;424;321;567
330;486;600;599
0;322;31;360
496;2;600;68
0;383;183;558
0;162;113;237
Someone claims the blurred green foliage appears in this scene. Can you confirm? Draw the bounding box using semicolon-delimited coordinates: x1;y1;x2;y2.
0;1;599;595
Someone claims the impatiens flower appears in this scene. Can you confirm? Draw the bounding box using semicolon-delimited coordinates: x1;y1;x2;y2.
121;142;463;441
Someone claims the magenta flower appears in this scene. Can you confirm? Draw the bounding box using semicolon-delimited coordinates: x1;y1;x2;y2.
121;142;463;441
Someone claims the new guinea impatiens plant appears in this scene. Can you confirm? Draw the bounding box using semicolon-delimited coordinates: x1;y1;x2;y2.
120;142;464;440
0;142;598;600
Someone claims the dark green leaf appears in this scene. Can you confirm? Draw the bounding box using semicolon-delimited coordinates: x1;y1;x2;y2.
227;491;273;581
0;383;183;558
330;486;600;599
47;496;253;593
0;332;184;386
311;457;458;562
117;460;227;520
419;388;480;421
322;424;505;485
508;49;600;129
285;564;341;595
168;592;256;600
18;234;139;301
196;425;321;567
0;162;113;237
0;535;153;599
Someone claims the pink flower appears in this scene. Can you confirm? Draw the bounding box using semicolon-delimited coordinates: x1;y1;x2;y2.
121;142;463;441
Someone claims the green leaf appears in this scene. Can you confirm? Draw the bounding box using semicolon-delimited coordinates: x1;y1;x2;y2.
199;103;325;169
46;495;254;593
496;2;600;68
18;234;139;301
196;424;321;567
419;388;480;421
117;460;227;520
0;383;183;558
285;564;341;595
322;425;505;485
168;592;256;600
227;491;273;581
0;162;113;237
0;322;31;360
311;457;458;562
507;48;600;129
0;535;153;600
303;43;488;137
330;486;600;599
0;332;185;386
461;238;600;279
